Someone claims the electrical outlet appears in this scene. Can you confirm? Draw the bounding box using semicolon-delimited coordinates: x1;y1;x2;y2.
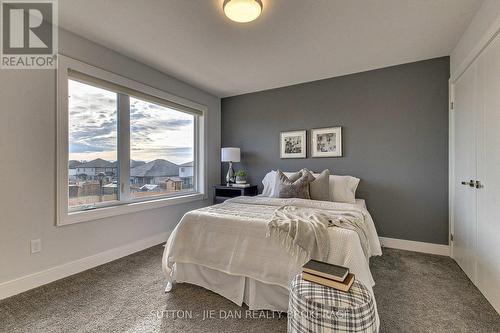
30;239;42;254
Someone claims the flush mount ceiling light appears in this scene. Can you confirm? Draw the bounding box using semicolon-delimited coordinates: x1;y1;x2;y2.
223;0;263;23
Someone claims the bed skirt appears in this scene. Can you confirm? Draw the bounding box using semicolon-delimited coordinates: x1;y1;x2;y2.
174;263;290;311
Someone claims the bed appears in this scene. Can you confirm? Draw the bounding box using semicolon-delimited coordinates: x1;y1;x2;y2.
162;194;382;323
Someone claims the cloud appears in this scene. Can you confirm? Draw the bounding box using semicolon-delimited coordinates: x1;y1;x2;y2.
130;146;193;164
71;120;116;140
70;142;113;153
131;146;193;155
68;80;194;164
69;81;118;155
157;119;192;128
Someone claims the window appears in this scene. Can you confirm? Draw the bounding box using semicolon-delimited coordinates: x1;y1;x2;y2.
58;56;206;225
129;96;195;199
68;80;119;210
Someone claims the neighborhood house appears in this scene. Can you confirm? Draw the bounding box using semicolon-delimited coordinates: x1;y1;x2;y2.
68;158;194;206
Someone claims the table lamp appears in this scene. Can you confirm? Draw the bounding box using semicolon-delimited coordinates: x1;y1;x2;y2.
221;147;240;184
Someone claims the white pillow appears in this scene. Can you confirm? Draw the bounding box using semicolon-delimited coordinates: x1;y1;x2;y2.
293;171;359;203
261;171;274;196
261;171;279;197
329;175;360;204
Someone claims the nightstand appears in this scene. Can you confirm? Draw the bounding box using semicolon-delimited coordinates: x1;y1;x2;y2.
213;184;258;204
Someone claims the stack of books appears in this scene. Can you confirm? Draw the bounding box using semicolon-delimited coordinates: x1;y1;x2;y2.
302;259;354;292
229;183;250;188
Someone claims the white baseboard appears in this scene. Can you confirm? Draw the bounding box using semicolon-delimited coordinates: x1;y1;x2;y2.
0;231;169;300
379;237;450;256
0;233;449;301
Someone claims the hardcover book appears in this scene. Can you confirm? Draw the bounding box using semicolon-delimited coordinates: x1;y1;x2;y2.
302;259;349;282
302;272;355;292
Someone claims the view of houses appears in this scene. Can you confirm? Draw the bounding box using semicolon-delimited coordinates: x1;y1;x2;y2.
68;158;194;207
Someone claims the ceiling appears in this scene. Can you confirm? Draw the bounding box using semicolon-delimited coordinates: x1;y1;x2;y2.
59;0;483;97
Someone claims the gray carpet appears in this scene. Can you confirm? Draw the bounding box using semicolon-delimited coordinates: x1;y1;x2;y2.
0;246;498;333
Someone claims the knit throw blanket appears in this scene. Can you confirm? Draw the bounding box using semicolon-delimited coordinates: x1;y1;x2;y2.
267;205;369;263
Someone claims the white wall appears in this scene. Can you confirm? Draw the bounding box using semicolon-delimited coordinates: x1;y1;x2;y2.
0;29;220;289
451;0;500;77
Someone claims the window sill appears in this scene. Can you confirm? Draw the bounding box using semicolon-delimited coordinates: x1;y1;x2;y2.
58;192;206;226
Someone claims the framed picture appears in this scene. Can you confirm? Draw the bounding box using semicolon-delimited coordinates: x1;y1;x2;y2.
280;130;307;159
311;127;342;157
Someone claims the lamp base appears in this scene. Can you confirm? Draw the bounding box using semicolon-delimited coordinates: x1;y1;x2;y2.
226;161;235;184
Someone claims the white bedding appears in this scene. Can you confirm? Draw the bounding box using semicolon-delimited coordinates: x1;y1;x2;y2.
162;196;381;293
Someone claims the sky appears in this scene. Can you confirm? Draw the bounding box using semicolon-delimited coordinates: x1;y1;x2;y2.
68;79;194;165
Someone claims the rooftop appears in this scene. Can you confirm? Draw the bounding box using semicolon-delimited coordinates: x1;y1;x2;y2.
165;177;182;182
130;159;179;178
77;158;115;169
69;160;82;169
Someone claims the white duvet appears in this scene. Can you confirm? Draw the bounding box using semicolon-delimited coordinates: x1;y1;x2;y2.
162;196;382;293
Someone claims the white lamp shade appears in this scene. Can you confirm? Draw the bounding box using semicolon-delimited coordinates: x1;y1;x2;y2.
221;147;240;162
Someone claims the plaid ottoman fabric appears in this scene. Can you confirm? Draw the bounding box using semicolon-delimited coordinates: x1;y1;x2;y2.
288;274;377;333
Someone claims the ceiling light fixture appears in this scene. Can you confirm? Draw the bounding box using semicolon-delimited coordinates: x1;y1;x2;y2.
223;0;263;23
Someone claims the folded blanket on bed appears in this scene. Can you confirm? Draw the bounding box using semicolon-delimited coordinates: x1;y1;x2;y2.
267;205;330;262
267;205;370;263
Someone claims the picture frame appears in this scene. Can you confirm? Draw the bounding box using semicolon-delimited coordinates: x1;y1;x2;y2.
280;130;307;159
311;126;342;157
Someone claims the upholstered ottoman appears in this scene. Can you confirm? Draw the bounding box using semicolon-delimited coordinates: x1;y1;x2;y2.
288;274;377;333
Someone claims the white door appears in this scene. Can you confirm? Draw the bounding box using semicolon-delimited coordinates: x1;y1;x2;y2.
476;33;500;313
452;63;477;282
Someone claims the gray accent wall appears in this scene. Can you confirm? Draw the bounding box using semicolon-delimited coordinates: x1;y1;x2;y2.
222;57;449;245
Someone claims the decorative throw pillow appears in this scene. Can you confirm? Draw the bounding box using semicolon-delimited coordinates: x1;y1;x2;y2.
261;170;303;198
277;170;314;199
302;168;330;201
267;170;303;198
286;170;302;183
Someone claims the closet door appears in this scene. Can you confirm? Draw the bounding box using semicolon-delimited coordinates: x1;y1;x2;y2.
452;62;477;282
476;34;500;312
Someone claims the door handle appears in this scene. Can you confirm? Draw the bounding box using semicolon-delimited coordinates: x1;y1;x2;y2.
461;180;475;188
460;180;484;189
